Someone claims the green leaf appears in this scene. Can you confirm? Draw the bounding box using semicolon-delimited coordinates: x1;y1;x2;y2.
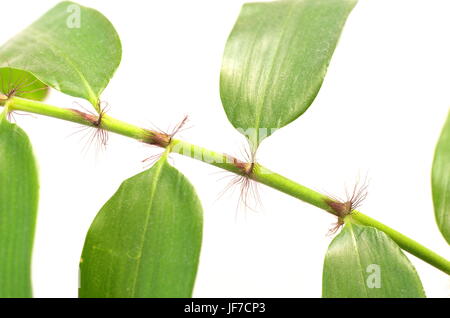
0;113;39;298
220;0;357;148
0;1;121;107
323;223;426;298
0;68;48;101
432;110;450;244
79;156;203;298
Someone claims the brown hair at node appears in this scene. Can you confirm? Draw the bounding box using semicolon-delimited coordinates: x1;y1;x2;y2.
219;145;261;214
326;176;369;235
142;115;190;166
69;101;110;153
0;68;48;99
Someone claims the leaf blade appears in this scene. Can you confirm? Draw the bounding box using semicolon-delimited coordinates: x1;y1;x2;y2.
220;0;357;147
79;158;203;298
323;223;426;298
0;68;48;101
432;111;450;244
0;1;121;106
0;114;39;297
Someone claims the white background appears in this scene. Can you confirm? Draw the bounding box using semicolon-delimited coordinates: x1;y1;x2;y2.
1;0;449;298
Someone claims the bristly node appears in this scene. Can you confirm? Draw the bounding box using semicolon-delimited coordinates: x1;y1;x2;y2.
145;114;189;147
69;100;110;154
217;145;262;215
0;66;48;100
325;175;369;235
142;115;190;166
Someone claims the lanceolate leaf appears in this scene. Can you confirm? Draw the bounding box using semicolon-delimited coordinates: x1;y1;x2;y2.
0;1;121;107
0;113;39;297
432;111;450;244
323;223;425;298
0;68;48;101
220;0;357;148
79;156;203;298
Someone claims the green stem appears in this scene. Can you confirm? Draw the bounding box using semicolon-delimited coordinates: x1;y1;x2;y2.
3;96;450;275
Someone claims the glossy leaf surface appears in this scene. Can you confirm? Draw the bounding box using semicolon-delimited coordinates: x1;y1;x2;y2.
0;1;121;106
0;114;39;297
323;223;426;298
0;68;48;101
79;157;203;298
220;0;357;147
432;111;450;244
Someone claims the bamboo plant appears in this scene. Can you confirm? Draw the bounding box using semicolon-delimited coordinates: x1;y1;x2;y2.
0;0;448;298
